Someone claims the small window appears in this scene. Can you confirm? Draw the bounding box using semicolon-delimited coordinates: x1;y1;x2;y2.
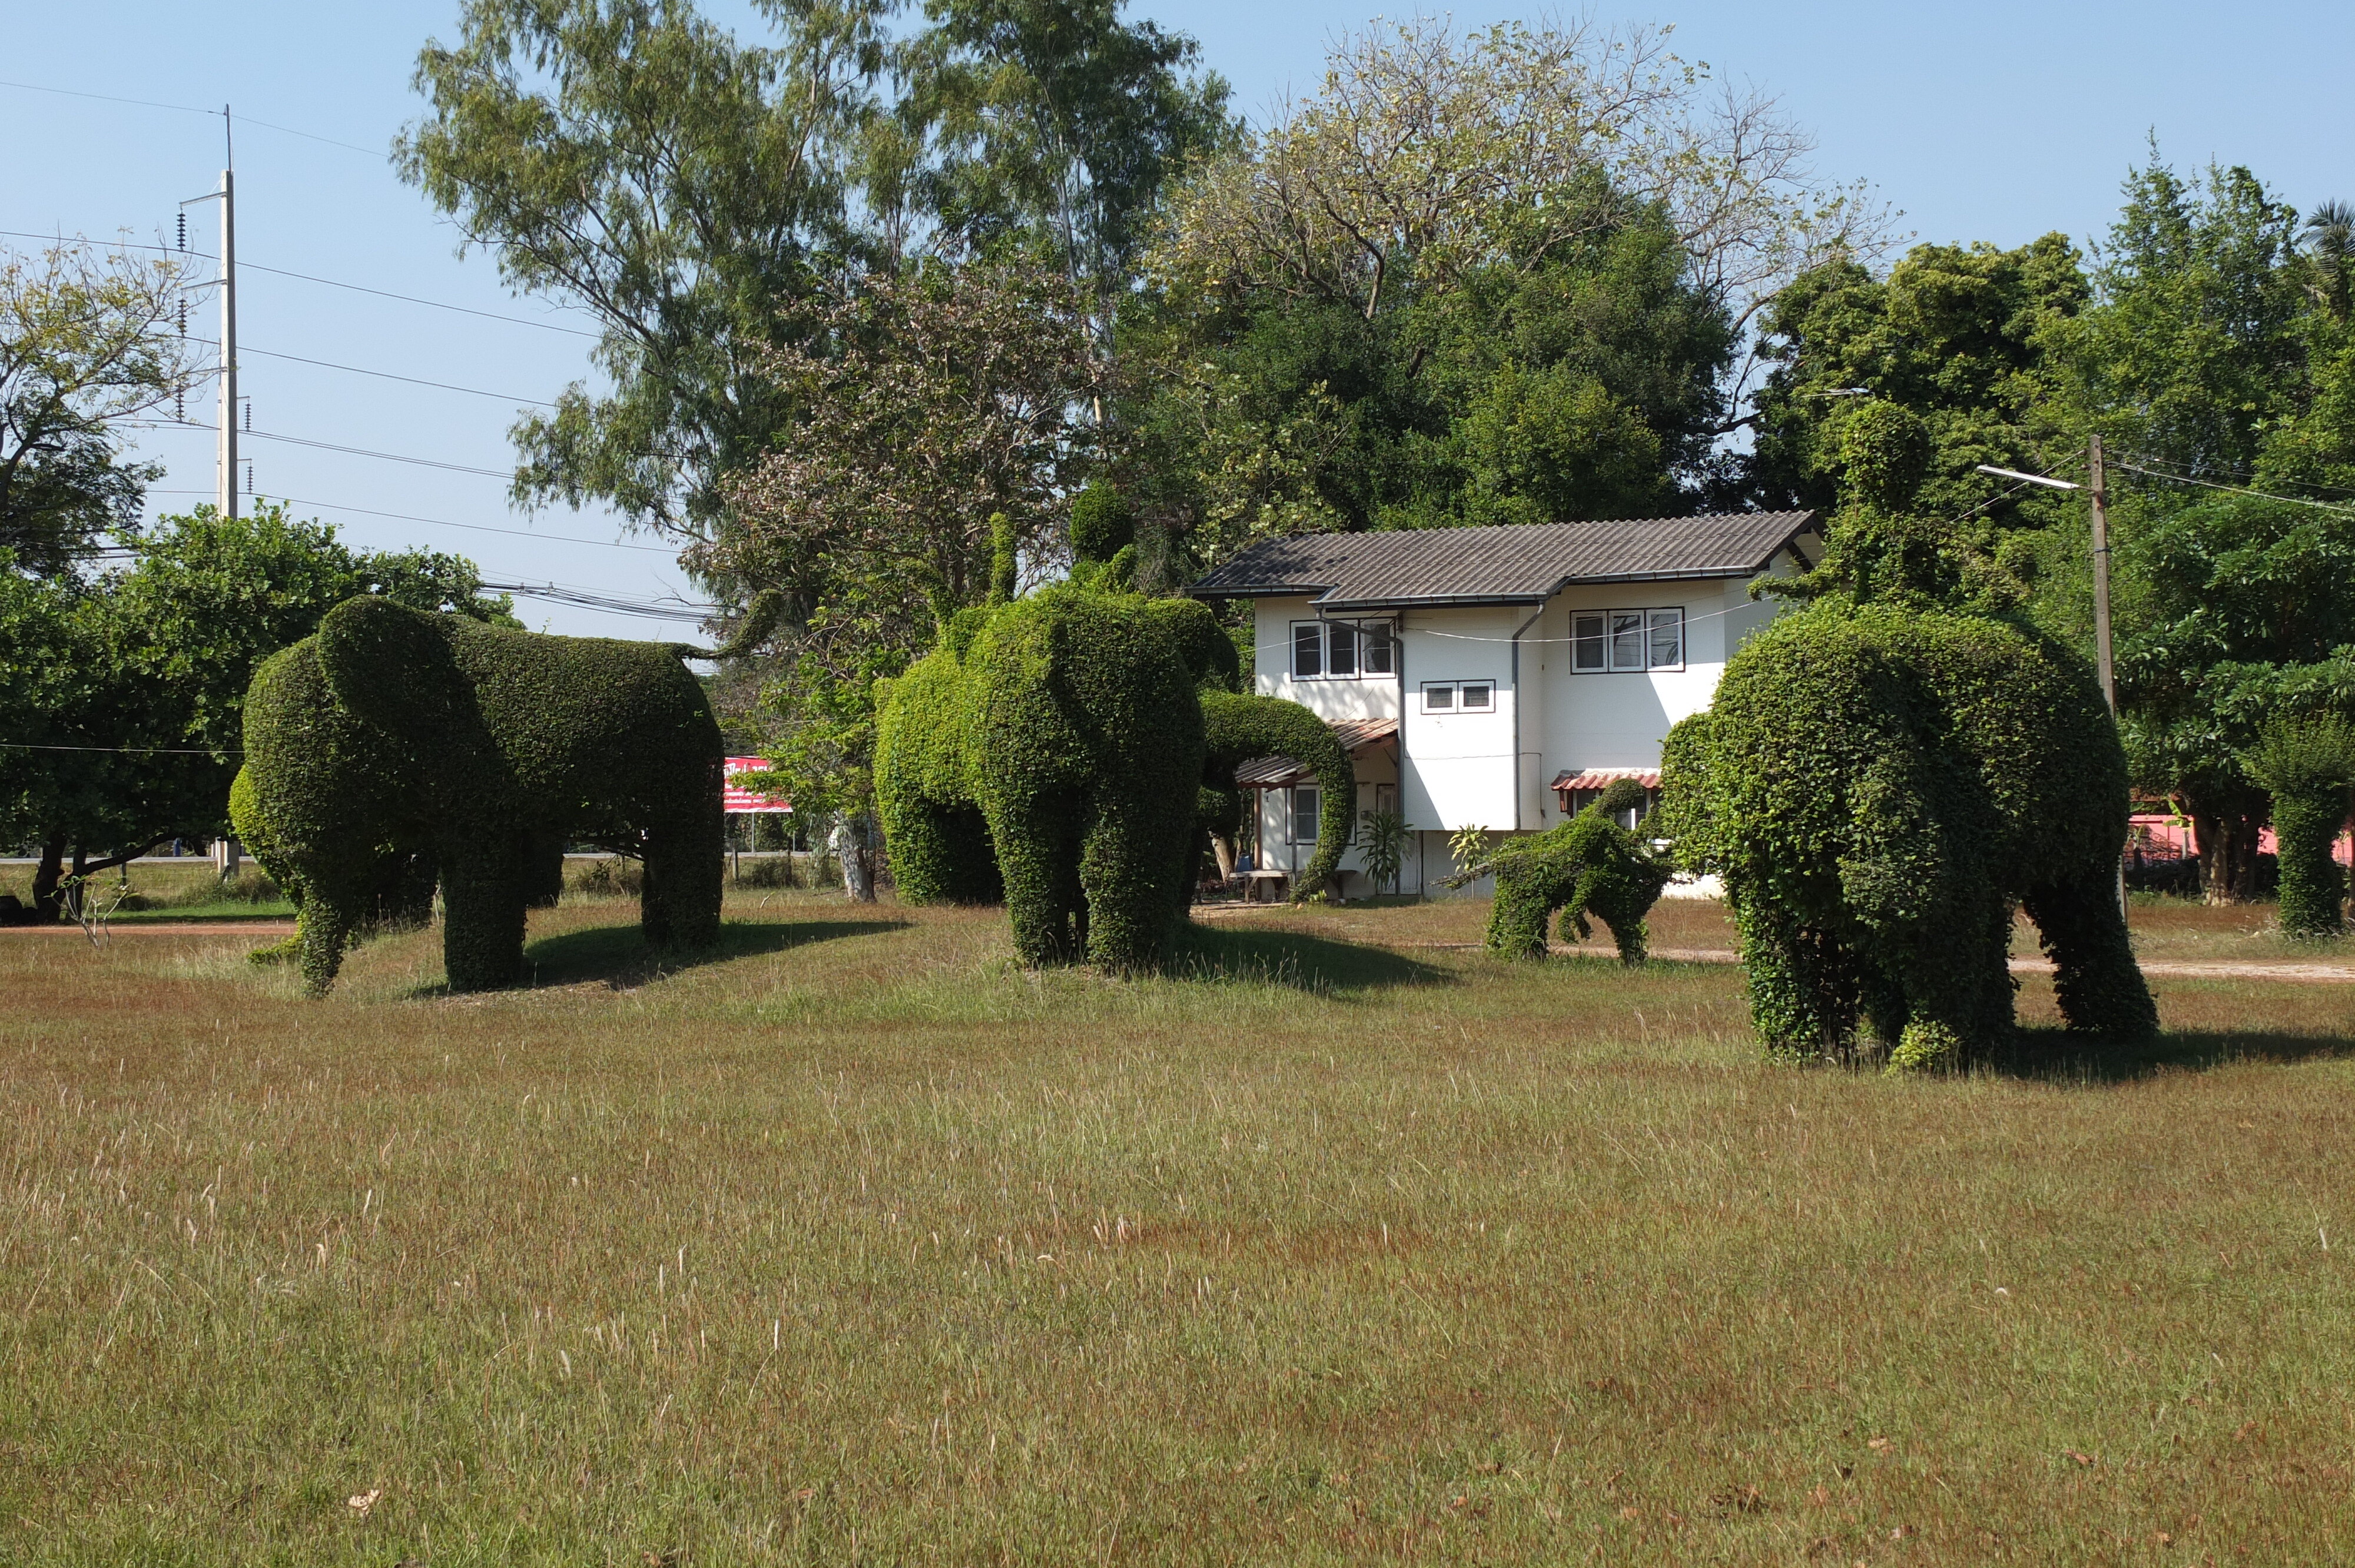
1289;784;1321;845
1421;682;1455;712
1459;681;1493;711
1648;608;1684;670
1362;622;1395;675
1573;612;1606;672
1609;610;1648;672
1328;621;1358;676
1292;622;1322;679
1373;782;1398;818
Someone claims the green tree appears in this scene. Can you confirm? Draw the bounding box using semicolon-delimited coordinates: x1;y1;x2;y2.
399;0;891;567
0;504;506;921
1127;16;1883;566
2;241;195;579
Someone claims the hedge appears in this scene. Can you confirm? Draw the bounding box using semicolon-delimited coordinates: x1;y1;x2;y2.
1446;778;1668;961
2247;716;2353;938
1657;600;2155;1068
241;596;723;993
1198;691;1356;902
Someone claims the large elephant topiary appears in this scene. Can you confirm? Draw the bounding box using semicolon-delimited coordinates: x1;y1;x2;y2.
878;586;1231;972
1657;601;2157;1068
239;596;724;994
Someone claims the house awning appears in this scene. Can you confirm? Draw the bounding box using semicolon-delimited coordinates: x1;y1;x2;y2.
1551;768;1661;792
1234;717;1397;789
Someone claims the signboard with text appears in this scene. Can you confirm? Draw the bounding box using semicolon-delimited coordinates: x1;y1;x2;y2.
722;756;791;813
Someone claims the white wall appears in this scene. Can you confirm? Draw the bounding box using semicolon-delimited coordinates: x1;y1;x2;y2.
1397;605;1524;833
1252;596;1402;723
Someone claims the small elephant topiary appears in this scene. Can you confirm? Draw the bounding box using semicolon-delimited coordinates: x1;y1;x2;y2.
239;596;724;994
1445;778;1670;962
1656;600;2157;1068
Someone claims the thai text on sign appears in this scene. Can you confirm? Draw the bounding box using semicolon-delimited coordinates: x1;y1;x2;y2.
723;756;791;813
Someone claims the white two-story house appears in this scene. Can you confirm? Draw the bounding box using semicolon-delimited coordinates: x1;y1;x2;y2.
1189;511;1820;896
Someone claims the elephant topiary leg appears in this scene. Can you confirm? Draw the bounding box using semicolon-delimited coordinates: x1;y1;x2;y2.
642;803;723;950
2022;878;2158;1040
1883;894;2016;1071
990;797;1086;966
1486;864;1559;959
440;832;530;991
1079;797;1185;974
525;829;568;909
296;896;359;996
1730;893;1864;1061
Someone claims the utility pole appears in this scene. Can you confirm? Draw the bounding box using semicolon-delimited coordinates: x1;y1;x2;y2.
216;158;237;519
2089;434;2114;713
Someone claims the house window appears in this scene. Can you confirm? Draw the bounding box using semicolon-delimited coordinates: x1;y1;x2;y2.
1329;621;1358;676
1567;786;1659;830
1421;680;1494;713
1289;620;1396;680
1289;784;1321;844
1571;607;1687;673
1573;612;1606;671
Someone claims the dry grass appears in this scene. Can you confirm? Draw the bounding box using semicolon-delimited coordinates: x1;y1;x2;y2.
2;891;2351;1564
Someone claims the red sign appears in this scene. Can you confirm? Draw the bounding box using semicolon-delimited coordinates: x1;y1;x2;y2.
723;756;791;813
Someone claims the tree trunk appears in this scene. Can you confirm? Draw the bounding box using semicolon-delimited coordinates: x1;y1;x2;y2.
831;817;876;903
29;838;67;923
2189;803;2263;904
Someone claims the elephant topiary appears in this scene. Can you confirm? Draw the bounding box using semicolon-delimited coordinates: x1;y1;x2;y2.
1444;778;1670;962
1657;601;2157;1068
877;585;1232;971
239;596;724;994
1198;690;1355;901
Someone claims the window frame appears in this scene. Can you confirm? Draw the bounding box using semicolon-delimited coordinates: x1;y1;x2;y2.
1288;618;1398;682
1288;783;1321;845
1458;680;1494;712
1568;606;1688;675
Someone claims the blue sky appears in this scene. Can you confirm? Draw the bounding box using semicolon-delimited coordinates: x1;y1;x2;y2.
6;1;2349;638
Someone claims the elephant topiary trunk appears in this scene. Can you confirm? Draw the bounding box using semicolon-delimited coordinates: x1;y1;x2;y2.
238;596;724;994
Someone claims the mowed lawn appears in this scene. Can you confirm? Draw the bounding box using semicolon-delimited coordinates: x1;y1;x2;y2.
2;893;2351;1565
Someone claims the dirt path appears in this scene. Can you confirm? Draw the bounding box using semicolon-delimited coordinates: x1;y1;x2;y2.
1378;939;2355;984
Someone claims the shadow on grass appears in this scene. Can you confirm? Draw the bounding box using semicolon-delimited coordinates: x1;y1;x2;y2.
1176;922;1453;994
514;916;910;992
1989;1026;2355;1083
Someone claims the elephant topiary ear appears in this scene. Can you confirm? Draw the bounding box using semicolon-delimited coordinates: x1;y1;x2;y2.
317;595;472;739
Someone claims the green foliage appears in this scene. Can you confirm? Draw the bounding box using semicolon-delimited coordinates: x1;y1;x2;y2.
1069;482;1133;564
1446;824;1495;881
0;505;504;921
243;598;724;993
1199;691;1355;902
2;240;197;577
2245;717;2354;938
1659;601;2155;1068
1355;809;1409;896
872;647;1003;906
1448;779;1669;962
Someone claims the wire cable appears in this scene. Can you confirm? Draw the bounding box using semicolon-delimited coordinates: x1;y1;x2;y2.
0;78;383;157
141;489;678;554
2115;459;2355;516
0;228;603;338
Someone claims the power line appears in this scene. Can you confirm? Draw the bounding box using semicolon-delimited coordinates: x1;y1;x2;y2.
2117;459;2355;516
485;580;717;622
0;78;382;157
246;428;511;478
241;344;555;407
0;228;603;339
143;489;678;554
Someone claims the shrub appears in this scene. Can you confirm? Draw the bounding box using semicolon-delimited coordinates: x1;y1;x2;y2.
568;857;645;898
1447;779;1669;961
1658;601;2155;1068
2246;716;2353;938
1199;691;1355;901
241;597;722;994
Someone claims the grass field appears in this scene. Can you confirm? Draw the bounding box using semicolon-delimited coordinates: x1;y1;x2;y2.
2;891;2351;1564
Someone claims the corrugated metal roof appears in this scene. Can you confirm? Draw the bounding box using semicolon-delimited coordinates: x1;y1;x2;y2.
1190;513;1816;609
1233;718;1396;789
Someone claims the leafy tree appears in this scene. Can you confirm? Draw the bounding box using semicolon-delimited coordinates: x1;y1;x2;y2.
0;504;506;921
399;0;891;564
1127;16;1883;565
2;241;195;579
906;0;1235;338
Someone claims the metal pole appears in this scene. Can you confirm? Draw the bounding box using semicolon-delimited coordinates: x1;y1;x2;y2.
2090;434;2127;919
2089;434;2114;713
217;163;237;519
